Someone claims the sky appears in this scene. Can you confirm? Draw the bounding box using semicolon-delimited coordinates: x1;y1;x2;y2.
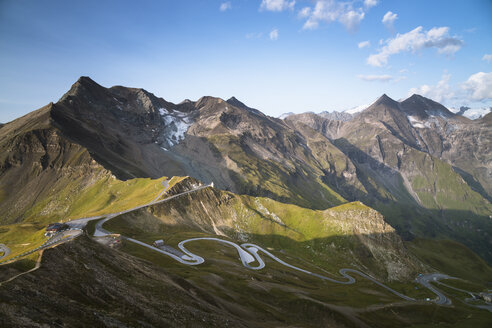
0;0;491;122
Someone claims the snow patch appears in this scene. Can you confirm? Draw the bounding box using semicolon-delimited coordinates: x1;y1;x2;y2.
408;116;425;128
344;103;369;114
456;107;491;120
158;108;192;147
279;112;295;119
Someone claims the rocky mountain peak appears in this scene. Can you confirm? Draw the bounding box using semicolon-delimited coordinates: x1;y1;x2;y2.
361;94;401;118
195;96;223;111
373;94;399;107
59;76;107;103
400;94;454;119
226;96;248;109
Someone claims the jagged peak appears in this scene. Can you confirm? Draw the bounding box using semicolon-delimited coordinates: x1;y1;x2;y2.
374;93;398;106
59;76;107;103
226;96;248;109
75;76;99;86
405;93;425;101
400;93;454;118
363;94;400;114
195;96;223;109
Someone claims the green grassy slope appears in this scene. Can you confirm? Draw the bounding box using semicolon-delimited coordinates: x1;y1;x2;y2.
104;179;425;282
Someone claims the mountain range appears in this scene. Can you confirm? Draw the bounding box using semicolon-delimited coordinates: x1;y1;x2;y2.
0;77;491;327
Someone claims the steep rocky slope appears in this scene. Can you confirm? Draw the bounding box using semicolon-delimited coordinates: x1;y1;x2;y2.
286;94;492;262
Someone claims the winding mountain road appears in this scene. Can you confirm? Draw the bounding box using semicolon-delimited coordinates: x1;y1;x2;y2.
416;273;453;305
3;179;487;312
96;212;456;305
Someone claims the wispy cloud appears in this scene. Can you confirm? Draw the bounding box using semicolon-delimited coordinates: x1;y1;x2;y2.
367;26;463;67
260;0;295;12
219;2;232;12
301;0;368;32
358;74;392;82
358;40;370;49
269;28;279;40
298;6;311;18
382;11;397;29
363;0;378;8
482;54;492;63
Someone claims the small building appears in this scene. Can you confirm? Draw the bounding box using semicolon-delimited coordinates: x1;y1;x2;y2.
479;293;492;303
153;239;164;248
45;223;68;237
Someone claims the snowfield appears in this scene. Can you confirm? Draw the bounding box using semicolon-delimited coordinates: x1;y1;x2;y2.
158;108;192;147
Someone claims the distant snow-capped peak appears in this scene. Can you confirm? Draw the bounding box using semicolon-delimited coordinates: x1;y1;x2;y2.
278;112;295;119
343;103;369;114
449;106;491;120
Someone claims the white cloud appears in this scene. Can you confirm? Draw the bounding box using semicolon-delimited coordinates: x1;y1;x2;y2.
408;72;492;108
260;0;295;12
462;72;492;101
358;40;370;48
367;26;463;67
298;7;311;18
302;0;366;32
340;10;365;31
482;54;492;63
408;73;454;102
364;0;378;8
358;74;392;82
382;11;397;28
269;28;279;40
219;2;232;11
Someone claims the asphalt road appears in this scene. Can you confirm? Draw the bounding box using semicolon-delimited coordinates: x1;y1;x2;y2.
415;273;452;305
93;183;212;237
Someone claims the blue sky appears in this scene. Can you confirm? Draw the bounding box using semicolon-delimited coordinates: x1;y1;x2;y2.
0;0;491;122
